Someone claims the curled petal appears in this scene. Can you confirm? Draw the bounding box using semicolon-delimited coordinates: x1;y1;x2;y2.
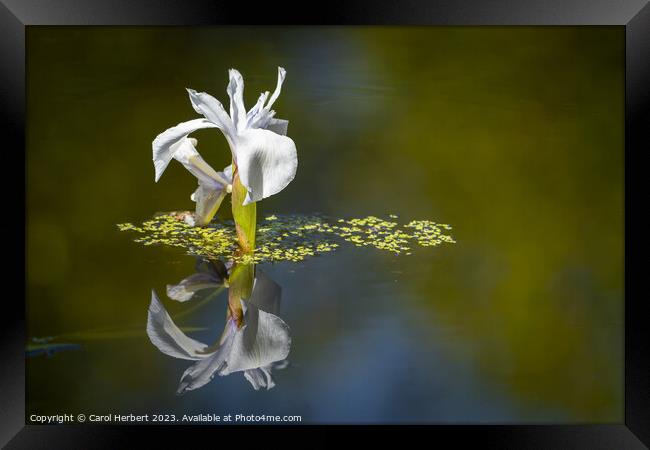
173;138;230;188
160;137;230;226
266;67;286;111
247;68;287;130
246;91;269;125
189;163;233;226
186;88;236;143
249;110;275;131
146;290;207;360
152;119;218;182
227;69;247;132
234;128;298;205
154;136;231;226
166;272;223;302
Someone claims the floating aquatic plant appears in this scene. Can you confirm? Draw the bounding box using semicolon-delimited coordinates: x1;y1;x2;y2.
117;213;456;264
153;67;297;253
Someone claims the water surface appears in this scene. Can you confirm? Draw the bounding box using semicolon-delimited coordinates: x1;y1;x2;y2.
27;26;623;423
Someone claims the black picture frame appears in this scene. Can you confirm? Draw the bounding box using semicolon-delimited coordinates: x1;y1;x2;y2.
2;0;647;447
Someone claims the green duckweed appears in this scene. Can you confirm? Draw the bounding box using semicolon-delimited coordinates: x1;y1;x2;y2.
117;212;455;263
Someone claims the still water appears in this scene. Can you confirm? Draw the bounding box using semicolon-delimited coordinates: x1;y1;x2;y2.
26;26;623;423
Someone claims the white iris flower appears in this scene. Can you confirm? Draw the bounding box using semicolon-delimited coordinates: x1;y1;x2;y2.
152;67;297;226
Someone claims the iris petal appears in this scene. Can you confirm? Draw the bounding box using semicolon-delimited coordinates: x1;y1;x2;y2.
146;290;207;360
233;128;298;205
186;88;236;143
191;183;228;226
220;298;291;375
176;323;237;395
152;119;218;182
243;367;276;390
265;67;286;111
166;272;223;302
226;69;248;133
172;139;229;188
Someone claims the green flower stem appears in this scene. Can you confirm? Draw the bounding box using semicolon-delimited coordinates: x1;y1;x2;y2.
226;262;254;328
231;164;256;253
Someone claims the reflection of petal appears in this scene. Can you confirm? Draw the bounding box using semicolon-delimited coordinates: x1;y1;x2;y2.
166;273;222;302
249;269;281;314
146;290;207;360
149;263;291;393
272;359;290;370
234;128;297;205
244;366;275;391
199;259;229;280
220;298;291;375
152;119;218;182
176;320;237;395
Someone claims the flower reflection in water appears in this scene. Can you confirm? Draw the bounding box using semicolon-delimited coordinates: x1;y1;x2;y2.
147;258;291;393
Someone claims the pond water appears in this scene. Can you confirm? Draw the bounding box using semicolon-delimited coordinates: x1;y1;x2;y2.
26;27;623;423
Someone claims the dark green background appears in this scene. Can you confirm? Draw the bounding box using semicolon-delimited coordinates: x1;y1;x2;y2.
27;27;623;423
